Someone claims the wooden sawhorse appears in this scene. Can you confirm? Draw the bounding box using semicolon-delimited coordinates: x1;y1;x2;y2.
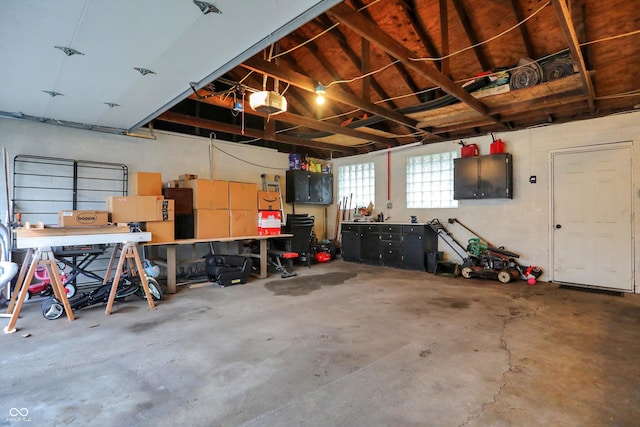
4;247;74;333
103;241;155;315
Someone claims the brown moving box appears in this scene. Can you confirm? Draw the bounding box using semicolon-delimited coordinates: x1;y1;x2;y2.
144;221;175;243
257;190;281;211
180;179;229;210
107;196;173;223
194;209;230;239
58;210;109;227
131;172;162;196
229;182;257;210
230;209;258;237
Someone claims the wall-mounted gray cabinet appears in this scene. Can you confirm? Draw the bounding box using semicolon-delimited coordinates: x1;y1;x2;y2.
454;153;513;199
286;170;333;205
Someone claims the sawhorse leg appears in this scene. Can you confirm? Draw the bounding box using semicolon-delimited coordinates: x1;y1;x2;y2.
4;247;74;334
105;242;155;315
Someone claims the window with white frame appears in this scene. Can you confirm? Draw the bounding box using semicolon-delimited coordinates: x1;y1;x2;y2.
337;162;375;208
406;151;458;208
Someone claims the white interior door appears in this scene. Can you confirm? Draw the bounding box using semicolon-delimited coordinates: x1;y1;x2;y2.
552;144;633;291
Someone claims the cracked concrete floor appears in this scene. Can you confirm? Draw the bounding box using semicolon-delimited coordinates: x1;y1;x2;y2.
2;260;639;426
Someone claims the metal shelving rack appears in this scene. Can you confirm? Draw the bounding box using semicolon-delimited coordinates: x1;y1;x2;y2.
11;155;128;289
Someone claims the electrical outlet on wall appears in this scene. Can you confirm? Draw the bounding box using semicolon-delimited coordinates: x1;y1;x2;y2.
387;200;393;209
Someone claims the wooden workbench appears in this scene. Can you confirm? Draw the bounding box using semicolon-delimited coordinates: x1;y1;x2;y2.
145;234;292;293
5;226;152;333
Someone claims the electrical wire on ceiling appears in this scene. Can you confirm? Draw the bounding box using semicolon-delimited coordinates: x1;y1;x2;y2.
271;0;384;60
210;144;286;170
410;1;551;63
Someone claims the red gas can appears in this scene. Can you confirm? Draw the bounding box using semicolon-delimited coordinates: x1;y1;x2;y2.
461;143;479;157
490;139;505;154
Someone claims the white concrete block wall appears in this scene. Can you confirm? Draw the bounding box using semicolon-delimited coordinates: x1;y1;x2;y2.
2;110;639;290
330;110;640;291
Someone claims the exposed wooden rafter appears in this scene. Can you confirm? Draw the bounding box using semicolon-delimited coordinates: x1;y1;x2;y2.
241;56;431;139
157;111;361;155
550;0;596;111
451;0;491;71
188;91;397;148
326;3;507;129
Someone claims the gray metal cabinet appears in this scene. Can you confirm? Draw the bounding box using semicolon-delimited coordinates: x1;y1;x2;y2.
286;170;333;205
454;153;513;199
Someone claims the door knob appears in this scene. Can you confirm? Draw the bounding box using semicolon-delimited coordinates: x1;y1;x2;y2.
555;224;562;229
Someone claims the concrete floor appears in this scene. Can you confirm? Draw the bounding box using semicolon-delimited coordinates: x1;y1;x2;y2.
2;260;640;427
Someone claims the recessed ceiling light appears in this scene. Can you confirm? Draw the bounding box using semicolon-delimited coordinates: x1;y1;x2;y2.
42;90;63;97
134;67;156;76
104;102;120;108
54;46;84;56
193;0;221;15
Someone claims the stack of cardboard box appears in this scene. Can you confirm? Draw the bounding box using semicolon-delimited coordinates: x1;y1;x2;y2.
229;182;258;237
107;173;265;241
106;172;175;243
179;179;230;238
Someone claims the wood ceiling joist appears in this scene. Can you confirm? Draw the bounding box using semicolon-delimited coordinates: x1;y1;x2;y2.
451;0;491;71
188;91;396;146
430;96;590;135
398;0;442;70
310;16;403;108
351;0;423;99
241;56;430;139
157;111;361;155
276;56;347;119
550;0;596;111
327;3;507;130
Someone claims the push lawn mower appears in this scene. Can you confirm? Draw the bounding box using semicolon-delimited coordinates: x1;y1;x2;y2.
427;218;542;284
40;272;162;320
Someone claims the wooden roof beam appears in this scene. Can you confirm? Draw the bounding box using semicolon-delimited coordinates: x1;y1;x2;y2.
310;16;403;108
351;0;423;98
327;3;507;129
188;90;397;146
451;0;491;71
157;111;362;155
398;0;442;70
551;0;596;111
241;56;432;138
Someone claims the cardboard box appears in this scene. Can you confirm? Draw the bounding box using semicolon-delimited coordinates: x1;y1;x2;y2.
194;209;230;239
179;174;198;181
230;209;258;237
131;172;162;196
258;210;282;236
180;179;229;210
144;220;175;243
107;195;169;223
257;190;281;211
58;210;108;227
229;182;257;210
